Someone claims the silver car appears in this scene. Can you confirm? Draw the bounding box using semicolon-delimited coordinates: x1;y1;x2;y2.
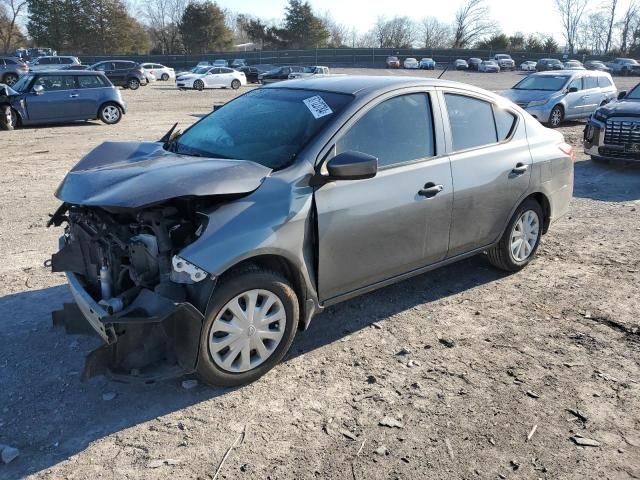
29;56;81;71
49;76;573;387
501;70;617;127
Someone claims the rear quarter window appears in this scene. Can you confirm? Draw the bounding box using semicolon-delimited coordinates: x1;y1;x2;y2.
78;75;108;88
598;76;612;88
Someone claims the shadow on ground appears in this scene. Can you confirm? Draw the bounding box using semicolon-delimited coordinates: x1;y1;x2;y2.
0;254;504;478
573;158;640;202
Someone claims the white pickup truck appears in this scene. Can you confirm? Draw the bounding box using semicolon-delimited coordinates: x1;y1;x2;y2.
288;66;331;79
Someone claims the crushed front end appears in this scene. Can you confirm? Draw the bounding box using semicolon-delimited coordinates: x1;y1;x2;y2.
49;201;215;382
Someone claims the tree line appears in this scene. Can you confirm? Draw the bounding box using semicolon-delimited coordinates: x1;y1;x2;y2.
2;0;640;56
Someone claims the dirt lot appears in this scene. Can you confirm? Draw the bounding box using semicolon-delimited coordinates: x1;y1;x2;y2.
1;70;639;480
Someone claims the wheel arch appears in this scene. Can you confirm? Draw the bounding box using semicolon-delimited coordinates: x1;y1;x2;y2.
525;192;552;234
1;102;22;125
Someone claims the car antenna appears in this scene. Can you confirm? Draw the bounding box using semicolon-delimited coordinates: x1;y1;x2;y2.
438;64;449;79
159;122;179;144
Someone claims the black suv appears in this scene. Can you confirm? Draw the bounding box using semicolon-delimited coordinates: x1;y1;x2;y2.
89;61;146;90
536;58;564;72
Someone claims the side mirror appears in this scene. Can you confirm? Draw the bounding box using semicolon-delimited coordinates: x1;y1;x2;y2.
618;91;627;100
33;84;44;95
568;86;579;93
325;151;378;181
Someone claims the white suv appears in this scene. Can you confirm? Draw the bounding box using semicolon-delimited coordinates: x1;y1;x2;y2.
494;54;515;71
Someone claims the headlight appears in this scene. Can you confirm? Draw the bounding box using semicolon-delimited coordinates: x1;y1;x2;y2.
171;255;208;284
592;111;607;123
527;99;548;108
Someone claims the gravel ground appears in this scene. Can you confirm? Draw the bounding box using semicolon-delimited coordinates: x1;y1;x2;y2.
0;70;639;480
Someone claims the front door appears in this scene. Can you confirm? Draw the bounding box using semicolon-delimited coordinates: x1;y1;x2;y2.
25;74;79;122
441;91;532;257
564;76;585;117
315;92;453;301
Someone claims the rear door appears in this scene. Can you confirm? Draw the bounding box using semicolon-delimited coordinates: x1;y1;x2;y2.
442;90;531;257
315;91;453;301
580;75;601;114
93;62;116;84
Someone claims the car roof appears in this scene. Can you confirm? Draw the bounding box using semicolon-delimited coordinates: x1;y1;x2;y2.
33;70;105;76
265;75;494;97
531;70;606;76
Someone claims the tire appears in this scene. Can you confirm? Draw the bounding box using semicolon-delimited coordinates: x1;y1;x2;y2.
2;73;18;86
196;268;300;387
487;199;544;272
98;102;122;125
0;104;17;130
547;105;564;128
231;79;241;90
161;73;169;81
193;79;204;91
127;78;140;90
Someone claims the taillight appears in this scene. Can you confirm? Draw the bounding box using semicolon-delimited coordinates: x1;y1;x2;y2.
558;142;574;160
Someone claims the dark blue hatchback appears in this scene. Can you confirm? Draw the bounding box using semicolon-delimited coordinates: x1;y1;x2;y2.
0;70;126;130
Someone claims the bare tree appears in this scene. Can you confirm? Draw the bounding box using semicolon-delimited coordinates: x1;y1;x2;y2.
579;12;608;53
370;16;415;48
320;12;350;47
451;0;495;48
0;0;27;52
604;0;618;52
142;0;186;54
619;0;638;53
555;0;590;54
419;16;451;48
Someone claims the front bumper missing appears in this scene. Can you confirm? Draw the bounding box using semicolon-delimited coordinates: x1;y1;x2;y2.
53;272;205;382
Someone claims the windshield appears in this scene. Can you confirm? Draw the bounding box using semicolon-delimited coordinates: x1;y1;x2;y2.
11;73;34;92
193;67;210;74
170;88;353;170
626;84;640;99
514;75;570;91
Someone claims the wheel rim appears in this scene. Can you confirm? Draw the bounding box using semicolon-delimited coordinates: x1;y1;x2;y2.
129;79;139;89
510;210;540;262
551;108;562;127
5;74;17;86
103;105;120;123
162;74;168;80
208;289;286;373
195;80;203;90
232;80;240;89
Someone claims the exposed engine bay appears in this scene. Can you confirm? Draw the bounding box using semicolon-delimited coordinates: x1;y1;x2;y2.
49;199;217;382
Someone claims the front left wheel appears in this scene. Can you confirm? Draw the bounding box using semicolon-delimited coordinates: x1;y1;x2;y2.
0;105;17;130
196;269;299;387
487;199;543;272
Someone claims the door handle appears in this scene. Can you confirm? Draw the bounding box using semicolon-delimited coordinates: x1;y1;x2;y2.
418;183;444;198
69;94;78;98
512;163;529;174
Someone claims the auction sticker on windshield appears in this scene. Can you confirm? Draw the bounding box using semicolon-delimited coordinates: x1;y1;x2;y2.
303;95;333;119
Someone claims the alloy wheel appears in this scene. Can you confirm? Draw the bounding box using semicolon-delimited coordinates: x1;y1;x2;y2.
509;210;540;262
208;289;286;373
194;80;204;91
4;74;18;86
102;105;120;123
550;108;562;127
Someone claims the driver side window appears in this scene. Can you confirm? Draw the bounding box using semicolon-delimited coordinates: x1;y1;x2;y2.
336;93;435;168
568;77;582;91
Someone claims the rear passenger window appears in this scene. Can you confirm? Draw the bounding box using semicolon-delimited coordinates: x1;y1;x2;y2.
584;76;598;89
598;76;612;88
337;93;435;167
445;94;497;151
78;75;106;88
494;107;517;141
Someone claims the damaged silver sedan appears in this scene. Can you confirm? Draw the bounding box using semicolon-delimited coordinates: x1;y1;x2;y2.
49;76;574;386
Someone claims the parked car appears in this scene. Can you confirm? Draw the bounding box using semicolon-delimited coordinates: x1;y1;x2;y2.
419;58;436;70
49;76;573;387
237;66;260;83
563;60;585;70
501;70;617;128
494;54;515;71
0;70;126;130
468;58;482;71
29;56;81;71
89;61;147;90
404;58;419;69
141;63;175;81
385;56;401;68
258;66;305;83
520;61;537;71
60;64;90;71
176;66;246;90
479;60;500;73
536;58;564;72
0;56;28;86
585;60;611;72
15;47;56;61
230;59;246;68
288;66;331;79
196;61;211;68
584;82;640;163
213;59;229;67
454;59;468;70
606;58;640;75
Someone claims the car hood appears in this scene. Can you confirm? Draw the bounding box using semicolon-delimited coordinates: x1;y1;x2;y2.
501;89;557;103
177;74;201;80
55;141;272;209
594;99;640;118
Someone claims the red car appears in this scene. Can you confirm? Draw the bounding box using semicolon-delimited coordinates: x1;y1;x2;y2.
385;56;400;68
